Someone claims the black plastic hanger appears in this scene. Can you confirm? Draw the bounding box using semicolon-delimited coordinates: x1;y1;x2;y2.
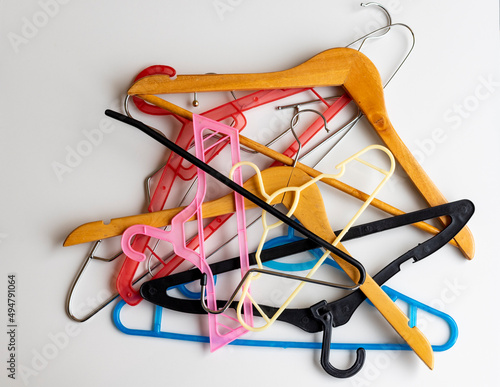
140;199;473;378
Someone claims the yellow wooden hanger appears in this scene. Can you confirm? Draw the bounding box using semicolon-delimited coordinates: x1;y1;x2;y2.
127;47;474;260
63;152;452;249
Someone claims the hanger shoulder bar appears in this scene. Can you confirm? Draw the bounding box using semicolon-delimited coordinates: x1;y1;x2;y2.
128;48;356;95
63;132;457;248
342;69;474;259
382;128;474;257
63;207;185;247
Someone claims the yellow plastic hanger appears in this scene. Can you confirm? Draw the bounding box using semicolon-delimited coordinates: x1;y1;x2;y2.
232;144;394;332
127;47;473;260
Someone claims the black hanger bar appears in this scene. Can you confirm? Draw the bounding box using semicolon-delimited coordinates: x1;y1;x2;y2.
105;109;366;286
141;199;473;331
141;238;318;314
279;199;472;379
266;199;474;332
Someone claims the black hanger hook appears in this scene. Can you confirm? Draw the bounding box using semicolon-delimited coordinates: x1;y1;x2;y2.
310;300;365;378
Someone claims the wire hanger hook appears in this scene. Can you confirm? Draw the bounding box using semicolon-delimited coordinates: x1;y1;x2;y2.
356;2;392;51
280;108;330;204
289;108;329;168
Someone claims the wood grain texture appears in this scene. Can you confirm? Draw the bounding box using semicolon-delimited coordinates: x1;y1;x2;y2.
129;47;473;259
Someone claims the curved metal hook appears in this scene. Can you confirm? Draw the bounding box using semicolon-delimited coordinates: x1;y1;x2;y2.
124;94;167;137
239;106;302;155
356;2;392;51
311;300;365;378
289;108;329;167
276;22;415;162
123;94;132;117
298;23;416;164
125;94;172;205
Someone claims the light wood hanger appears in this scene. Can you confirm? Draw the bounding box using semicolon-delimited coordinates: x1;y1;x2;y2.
128;47;473;260
63;158;451;249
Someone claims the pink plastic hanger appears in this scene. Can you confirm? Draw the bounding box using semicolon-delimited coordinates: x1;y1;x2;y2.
121;114;253;351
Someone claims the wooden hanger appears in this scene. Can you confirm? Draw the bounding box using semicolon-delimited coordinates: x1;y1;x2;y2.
63;159;450;249
127;47;474;260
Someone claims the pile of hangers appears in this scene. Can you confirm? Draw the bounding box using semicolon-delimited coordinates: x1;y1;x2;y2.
63;4;475;379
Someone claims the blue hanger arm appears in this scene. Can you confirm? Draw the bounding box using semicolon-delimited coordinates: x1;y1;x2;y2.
112;299;457;352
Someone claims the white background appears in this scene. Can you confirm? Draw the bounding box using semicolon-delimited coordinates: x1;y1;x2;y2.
1;1;500;386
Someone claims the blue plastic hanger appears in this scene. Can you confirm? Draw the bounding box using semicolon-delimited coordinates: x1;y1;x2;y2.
113;286;457;352
113;225;458;352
